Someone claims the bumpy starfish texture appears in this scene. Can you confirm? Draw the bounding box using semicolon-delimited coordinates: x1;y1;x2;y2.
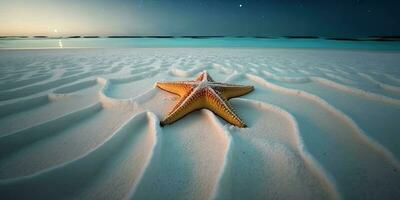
156;71;254;128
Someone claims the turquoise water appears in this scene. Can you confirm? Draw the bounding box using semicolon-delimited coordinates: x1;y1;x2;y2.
0;37;399;51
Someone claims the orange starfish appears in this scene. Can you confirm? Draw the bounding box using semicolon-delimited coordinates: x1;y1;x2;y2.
156;71;254;128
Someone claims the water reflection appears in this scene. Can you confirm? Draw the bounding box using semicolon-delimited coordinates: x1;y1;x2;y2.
58;39;63;48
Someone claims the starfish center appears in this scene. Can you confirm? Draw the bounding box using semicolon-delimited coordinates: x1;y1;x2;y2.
197;79;209;89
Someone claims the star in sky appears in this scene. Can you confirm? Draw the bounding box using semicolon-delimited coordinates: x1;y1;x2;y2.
239;4;243;8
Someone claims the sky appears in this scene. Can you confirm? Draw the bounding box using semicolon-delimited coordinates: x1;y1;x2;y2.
0;0;399;37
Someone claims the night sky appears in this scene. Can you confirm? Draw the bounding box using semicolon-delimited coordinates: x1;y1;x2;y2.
0;0;399;37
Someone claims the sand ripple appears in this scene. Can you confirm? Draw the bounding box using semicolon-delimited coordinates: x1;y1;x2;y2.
0;48;399;200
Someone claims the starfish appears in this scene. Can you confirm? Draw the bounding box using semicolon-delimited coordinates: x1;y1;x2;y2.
156;71;254;128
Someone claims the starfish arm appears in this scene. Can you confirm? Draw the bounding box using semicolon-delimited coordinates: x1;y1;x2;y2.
206;88;247;128
157;71;253;128
167;86;195;116
156;81;195;96
160;88;205;126
196;71;214;82
216;84;254;100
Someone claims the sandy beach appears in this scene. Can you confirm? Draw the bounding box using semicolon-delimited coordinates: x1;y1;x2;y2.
0;47;399;200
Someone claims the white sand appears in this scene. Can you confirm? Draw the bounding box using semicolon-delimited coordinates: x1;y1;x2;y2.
0;48;399;200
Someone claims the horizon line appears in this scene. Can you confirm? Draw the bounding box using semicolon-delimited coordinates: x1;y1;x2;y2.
1;35;400;42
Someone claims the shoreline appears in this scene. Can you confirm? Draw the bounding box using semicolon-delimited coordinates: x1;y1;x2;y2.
1;37;400;51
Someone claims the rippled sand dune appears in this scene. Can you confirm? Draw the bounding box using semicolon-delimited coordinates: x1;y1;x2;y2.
0;48;399;200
